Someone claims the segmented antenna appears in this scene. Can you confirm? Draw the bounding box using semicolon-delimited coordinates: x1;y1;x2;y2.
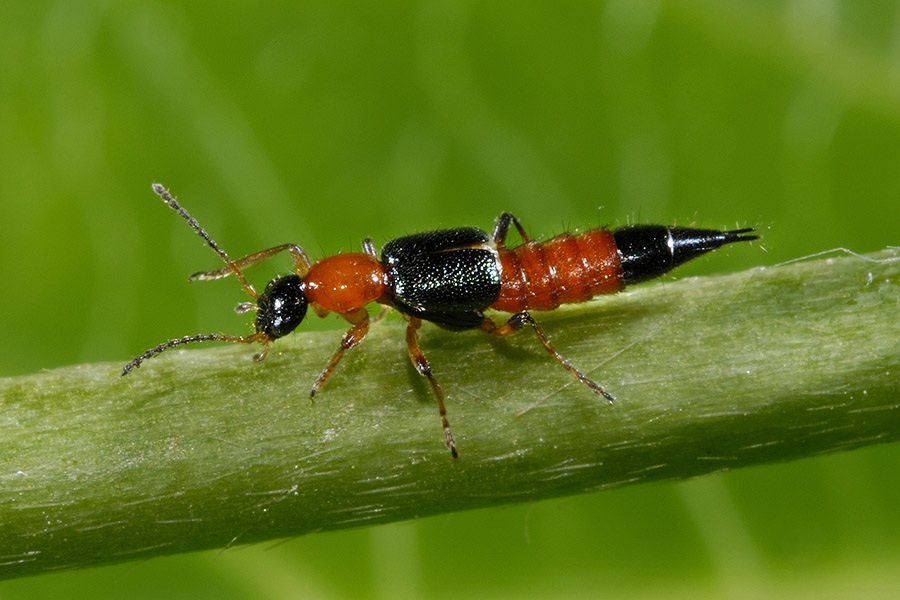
151;183;258;299
120;185;274;376
121;333;266;376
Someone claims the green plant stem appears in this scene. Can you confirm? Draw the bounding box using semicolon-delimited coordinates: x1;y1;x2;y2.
3;249;900;579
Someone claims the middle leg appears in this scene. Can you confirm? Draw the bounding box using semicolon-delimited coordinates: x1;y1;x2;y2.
405;317;458;458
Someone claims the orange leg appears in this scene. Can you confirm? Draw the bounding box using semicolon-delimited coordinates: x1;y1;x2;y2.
371;304;390;324
362;238;378;258
189;243;312;281
310;309;370;399
480;312;615;403
405;317;458;458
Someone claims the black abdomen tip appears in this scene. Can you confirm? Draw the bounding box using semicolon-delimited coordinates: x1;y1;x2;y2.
614;225;757;285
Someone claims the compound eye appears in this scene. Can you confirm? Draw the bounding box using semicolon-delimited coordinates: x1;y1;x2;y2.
255;275;307;339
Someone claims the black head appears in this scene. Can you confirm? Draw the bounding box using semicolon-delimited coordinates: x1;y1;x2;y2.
122;184;312;376
255;274;308;339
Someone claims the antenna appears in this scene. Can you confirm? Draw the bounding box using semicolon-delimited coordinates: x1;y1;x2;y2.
151;183;258;300
121;333;267;376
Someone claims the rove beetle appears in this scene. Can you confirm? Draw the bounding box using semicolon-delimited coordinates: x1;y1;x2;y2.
124;183;757;458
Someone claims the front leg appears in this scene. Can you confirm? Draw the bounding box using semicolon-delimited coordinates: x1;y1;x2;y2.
190;243;312;281
310;309;370;399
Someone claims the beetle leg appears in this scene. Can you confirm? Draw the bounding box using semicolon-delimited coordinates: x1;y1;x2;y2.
371;303;390;324
480;312;615;403
310;309;370;399
362;238;378;258
492;212;531;248
189;243;312;281
405;317;458;458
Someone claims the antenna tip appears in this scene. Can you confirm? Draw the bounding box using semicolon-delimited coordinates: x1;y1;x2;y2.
151;182;166;194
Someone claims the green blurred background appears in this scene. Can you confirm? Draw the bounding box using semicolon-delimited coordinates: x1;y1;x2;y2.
2;1;900;598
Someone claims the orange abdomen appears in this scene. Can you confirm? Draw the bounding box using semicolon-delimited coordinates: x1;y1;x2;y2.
491;229;623;313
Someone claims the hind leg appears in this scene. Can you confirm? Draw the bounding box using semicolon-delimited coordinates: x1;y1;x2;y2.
480;312;614;403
